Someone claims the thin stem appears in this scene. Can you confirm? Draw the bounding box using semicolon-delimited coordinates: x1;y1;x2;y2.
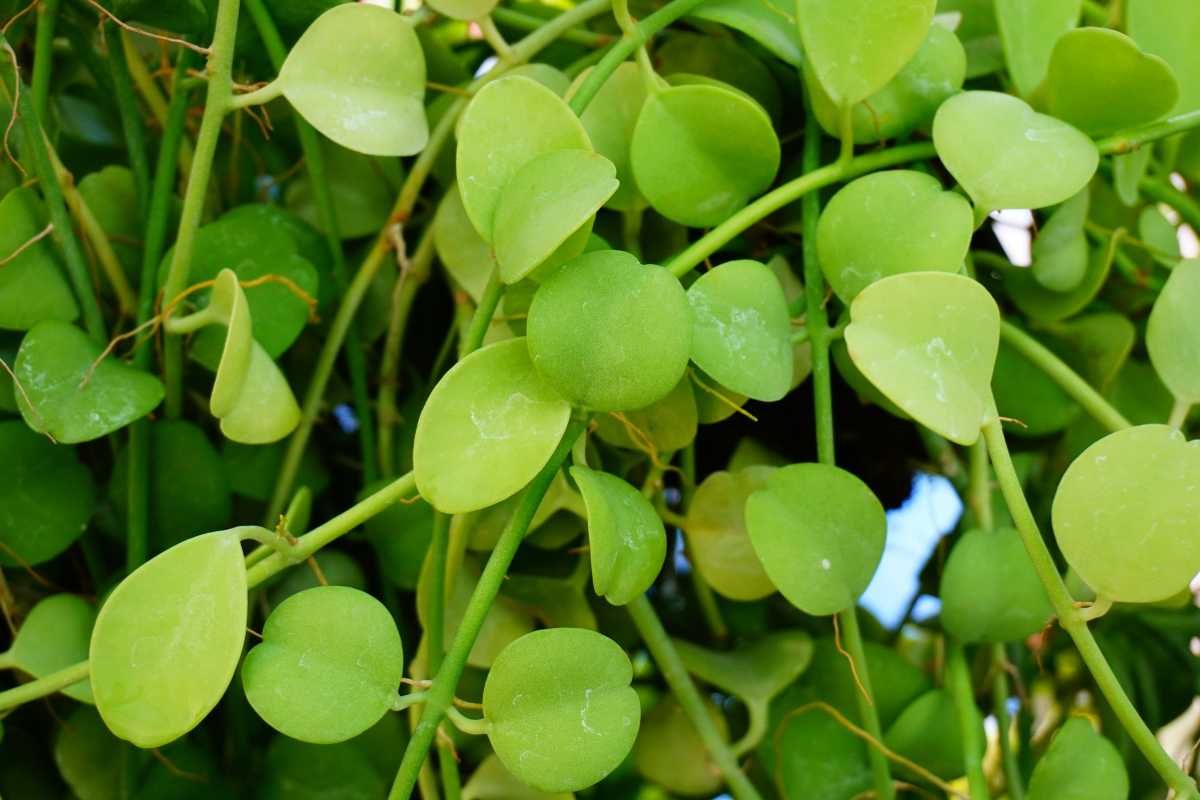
226;80;282;109
1095;109;1200;156
159;0;241;417
30;0;58;122
122;32;196;175
478;16;512;58
627;596;763;800
445;706;489;736
392;690;429;712
998;321;1130;433
946;640;990;800
377;237;430;477
459;269;504;358
982;417;1199;800
0;659;89;712
969;439;994;532
992;643;1024;800
106;28;150;222
1168;398;1191;430
490;7;612;47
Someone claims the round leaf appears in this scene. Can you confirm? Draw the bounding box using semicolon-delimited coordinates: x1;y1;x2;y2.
14;320;164;443
483;628;640;793
1127;0;1200;114
816;170;973;302
1005;240;1115;323
414;337;571;514
883;690;968;780
464;754;574;800
745;463;885;616
594;374;699;453
1051;424;1200;603
630;83;779;228
570;466;666;606
687;0;803;67
243;586;404;743
932;91;1098;213
426;0;497;23
54;707;122;800
845;272;1000;445
0;421;94;565
994;0;1080;97
1147;260;1200;403
277;4;428;156
434;186;494;303
571;63;649;212
527;250;691;411
1028;718;1128;800
797;0;936;107
0;187;77;331
457;76;591;241
1030;189;1089;292
992;334;1079;436
494;150;618;284
939;528;1053;642
687;259;793;401
634;695;728;796
6;594;95;702
684;466;777;601
90;529;248;747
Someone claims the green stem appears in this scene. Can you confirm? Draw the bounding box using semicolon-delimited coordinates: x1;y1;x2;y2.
982;417;1199;800
1138;174;1200;232
1168;398;1191;429
445;707;489;737
30;0;58;122
225;80;282;109
946;640;990;800
106;29;150;222
159;0;241;417
992;643;1024;800
969;439;994;532
388;417;590;800
998;321;1130;433
1095;109;1200;156
459;269;504;359
491;7;612;47
0;660;89;712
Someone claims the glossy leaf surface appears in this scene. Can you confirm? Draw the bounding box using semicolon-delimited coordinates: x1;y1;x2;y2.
5;594;94;702
571;466;665;606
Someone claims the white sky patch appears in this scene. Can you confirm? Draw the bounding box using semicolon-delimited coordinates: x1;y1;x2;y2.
990;209;1034;267
475;55;500;78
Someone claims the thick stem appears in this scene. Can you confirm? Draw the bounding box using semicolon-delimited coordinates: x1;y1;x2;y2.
992;643;1025;800
627;595;764;800
1138;175;1200;232
1095;109;1200;156
946;640;990;800
387;418;589;800
0;660;89;712
982;417;1199;799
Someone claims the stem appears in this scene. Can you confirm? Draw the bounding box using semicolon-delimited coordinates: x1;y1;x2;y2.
998;321;1130;433
946;640;990;800
445;706;489;736
226;80;283;109
627;596;763;800
459;269;504;358
159;0;241;417
1095;109;1200;156
30;0;58;122
490;7;612;47
0;660;89;712
969;439;994;532
982;417;1199;799
392;690;429;712
377;241;429;477
1168;398;1191;430
388;418;589;800
106;29;151;222
478;16;512;59
1138;174;1200;232
992;643;1024;800
122;32;196;175
801;85;894;800
243;0;380;486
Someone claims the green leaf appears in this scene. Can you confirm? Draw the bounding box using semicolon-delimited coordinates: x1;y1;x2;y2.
688;0;803;67
262;736;385;800
796;0;936;108
630;83;779;227
1147;260;1200;402
0;187;78;330
267;549;368;609
434;563;536;668
527;250;691;411
53;706;122;800
684;466;777;601
1027;718;1129;800
1139;206;1181;267
768;706;870;800
434;186;494;303
816;170;973;302
464;754;574;800
933;91;1098;214
1032;27;1178;135
494;150;618;284
992;334;1079;436
883;690;969;780
1114;147;1153;206
939;528;1053;642
15;320;164;443
745;463;886;616
808;23;966;144
1052;424;1200;603
1030;189;1090;291
0;421;94;565
91;529;248;747
686;259;792;401
363;491;433;591
571;63;649;213
1005;239;1115;323
594;374;699;453
284;140;403;239
277;4;427;156
845;272;1000;445
425;0;497;22
483;628;640;793
1043;312;1135;391
1127;0;1200;113
243;586;404;743
414;337;571;514
217;341;301;445
634;694;729;796
457;76;591;242
655;33;782;122
570;466;666;606
4;594;94;702
994;0;1080;97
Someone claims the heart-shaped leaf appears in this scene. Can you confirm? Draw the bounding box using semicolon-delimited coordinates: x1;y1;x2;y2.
808;23;966;144
817;171;973;302
527;250;691;411
994;0;1080;97
1127;0;1200;114
796;0;936;108
1147;260;1200;403
0;421;94;565
883;690;969;780
217;341;301;445
1032;27;1178;135
571;62;649;213
15;320;164;443
483;628;640;793
634;694;729;796
0;187;78;331
571;466;666;606
594;375;699;453
494;150;618;284
434;186;494;303
1052;424;1200;603
414;337;571;514
939;528;1053;642
745;463;886;616
3;594;94;703
457;76;591;241
1030;189;1090;291
932;91;1098;214
1028;718;1129;800
243;586;404;743
277;4;427;156
686;259;793;401
684;466;776;601
630;83;779;227
91;529;248;747
845;272;1000;445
